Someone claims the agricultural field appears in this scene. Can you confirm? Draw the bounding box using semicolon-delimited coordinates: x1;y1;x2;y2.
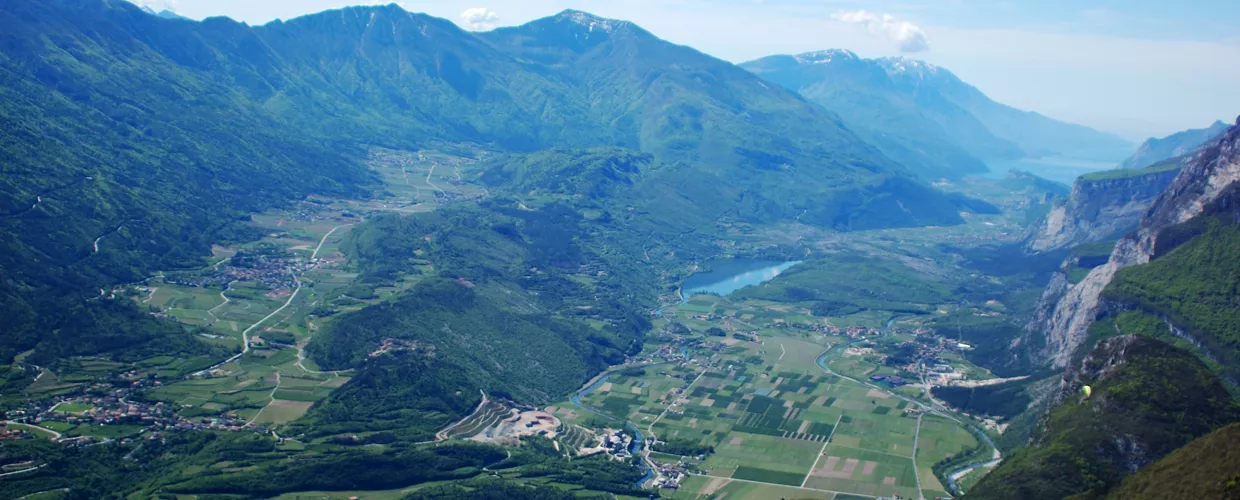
551;284;998;499
673;475;836;499
915;414;980;498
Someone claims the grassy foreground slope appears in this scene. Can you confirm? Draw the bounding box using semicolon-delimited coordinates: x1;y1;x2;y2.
965;336;1238;499
1105;422;1240;500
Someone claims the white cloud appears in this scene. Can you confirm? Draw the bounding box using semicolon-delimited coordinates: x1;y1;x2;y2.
831;10;929;53
459;7;500;31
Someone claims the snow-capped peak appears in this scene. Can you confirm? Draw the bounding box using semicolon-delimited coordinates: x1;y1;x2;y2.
877;56;940;77
794;49;858;65
557;10;626;34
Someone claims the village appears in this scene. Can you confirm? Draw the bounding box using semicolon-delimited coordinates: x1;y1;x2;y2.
1;374;270;450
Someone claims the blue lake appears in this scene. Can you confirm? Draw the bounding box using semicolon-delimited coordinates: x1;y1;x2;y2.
981;146;1133;185
681;259;801;298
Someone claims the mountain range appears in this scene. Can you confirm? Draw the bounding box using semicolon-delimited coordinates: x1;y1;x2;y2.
9;2;1229;498
741;49;1130;179
1120;119;1230;170
0;0;989;364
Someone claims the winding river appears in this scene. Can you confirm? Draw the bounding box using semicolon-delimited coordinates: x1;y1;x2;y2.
568;366;664;486
813;322;1000;497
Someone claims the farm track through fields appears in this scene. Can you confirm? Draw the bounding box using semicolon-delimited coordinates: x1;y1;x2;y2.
912;413;925;499
802;415;842;488
248;372;281;425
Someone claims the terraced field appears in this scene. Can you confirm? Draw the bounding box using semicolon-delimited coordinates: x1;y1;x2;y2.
445;400;513;439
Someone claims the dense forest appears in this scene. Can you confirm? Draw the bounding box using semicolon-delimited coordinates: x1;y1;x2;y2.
0;430;649;499
1104;215;1240;384
304;201;668;420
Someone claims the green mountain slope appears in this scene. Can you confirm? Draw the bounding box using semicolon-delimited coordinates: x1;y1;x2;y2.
480;14;967;229
1104;422;1240;500
966;335;1238;499
0;0;977;365
304;202;656;410
1103;214;1240;385
0;0;376;363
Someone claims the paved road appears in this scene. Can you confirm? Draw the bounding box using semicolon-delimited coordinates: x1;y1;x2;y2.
817;339;1002;496
311;224;354;259
190;269;301;377
801;414;843;488
642;365;707;487
2;420;62;440
0;463;48;479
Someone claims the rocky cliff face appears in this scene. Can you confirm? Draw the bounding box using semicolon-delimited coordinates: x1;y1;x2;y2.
1025;167;1180;253
1021;118;1240;369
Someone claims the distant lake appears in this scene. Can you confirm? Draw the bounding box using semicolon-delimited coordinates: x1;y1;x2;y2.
681;259;801;298
982;146;1133;185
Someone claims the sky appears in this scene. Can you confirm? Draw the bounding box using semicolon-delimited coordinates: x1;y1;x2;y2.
132;0;1240;141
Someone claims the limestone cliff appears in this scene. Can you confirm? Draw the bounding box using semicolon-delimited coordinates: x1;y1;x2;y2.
1024;165;1180;253
1021;117;1240;369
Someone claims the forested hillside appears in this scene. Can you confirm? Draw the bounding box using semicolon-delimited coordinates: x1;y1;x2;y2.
1104;422;1240;499
992;121;1240;498
1104;215;1240;385
0;0;377;363
0;0;983;366
966;335;1238;499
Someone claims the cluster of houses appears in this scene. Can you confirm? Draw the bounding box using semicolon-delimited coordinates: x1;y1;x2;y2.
4;386;269;447
0;426;35;441
165;252;311;291
651;461;689;490
802;322;883;338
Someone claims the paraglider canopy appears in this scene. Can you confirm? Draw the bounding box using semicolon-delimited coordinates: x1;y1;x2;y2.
1081;385;1092;398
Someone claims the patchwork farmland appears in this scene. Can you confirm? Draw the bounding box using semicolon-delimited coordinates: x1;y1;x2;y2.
551;295;990;499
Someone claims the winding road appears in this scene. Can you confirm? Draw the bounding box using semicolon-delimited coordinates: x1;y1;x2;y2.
2;420;62;440
311;224;353;259
191;224;352;378
425;165;447;197
205;281;234;324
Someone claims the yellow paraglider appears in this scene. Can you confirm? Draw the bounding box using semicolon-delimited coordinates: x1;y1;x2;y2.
1081;385;1093;399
